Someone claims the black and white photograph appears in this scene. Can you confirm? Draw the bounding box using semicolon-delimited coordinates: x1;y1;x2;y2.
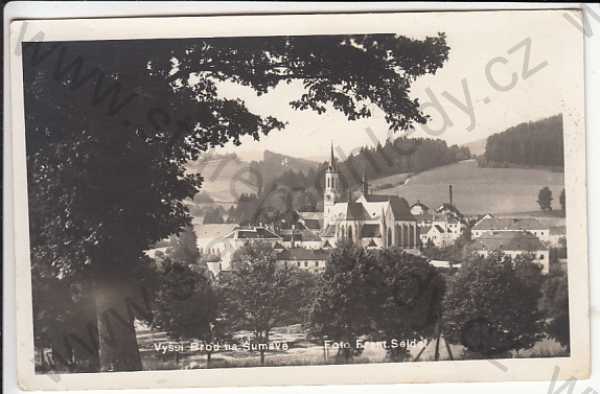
6;7;591;390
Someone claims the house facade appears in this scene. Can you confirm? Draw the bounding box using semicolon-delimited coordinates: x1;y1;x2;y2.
276;248;329;274
472;217;550;243
470;230;550;274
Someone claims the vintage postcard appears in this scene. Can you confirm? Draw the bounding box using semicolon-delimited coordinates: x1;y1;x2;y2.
8;8;590;390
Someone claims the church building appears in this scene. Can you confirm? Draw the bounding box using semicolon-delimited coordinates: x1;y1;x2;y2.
320;145;418;250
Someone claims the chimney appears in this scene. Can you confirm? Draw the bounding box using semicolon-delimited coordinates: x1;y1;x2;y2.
449;184;453;206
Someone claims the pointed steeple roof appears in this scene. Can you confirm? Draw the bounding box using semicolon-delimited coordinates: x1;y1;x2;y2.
328;142;336;171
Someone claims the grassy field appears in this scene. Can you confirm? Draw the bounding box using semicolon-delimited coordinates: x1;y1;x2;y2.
374;160;565;215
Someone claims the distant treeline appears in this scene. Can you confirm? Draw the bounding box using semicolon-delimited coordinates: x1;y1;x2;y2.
339;137;471;187
219;137;471;226
480;114;563;168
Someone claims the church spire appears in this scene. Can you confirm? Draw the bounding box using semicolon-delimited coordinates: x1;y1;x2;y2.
362;169;369;196
330;142;336;170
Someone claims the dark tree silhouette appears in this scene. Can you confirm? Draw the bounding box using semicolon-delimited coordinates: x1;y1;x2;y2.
371;249;445;361
310;244;377;361
559;188;566;212
151;260;216;345
538;186;553;211
443;253;544;357
24;34;450;371
541;271;570;351
217;243;306;365
482;114;563;168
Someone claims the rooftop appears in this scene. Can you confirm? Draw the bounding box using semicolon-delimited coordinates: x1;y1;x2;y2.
470;231;546;252
473;217;546;231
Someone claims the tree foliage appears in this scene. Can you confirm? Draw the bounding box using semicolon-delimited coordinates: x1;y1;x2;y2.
371;249;445;360
311;246;445;361
216;243;307;364
152;260;217;341
202;206;225;224
540;271;570;350
537;186;553;211
164;225;202;267
310;244;377;360
482;114;563;167
443;253;544;356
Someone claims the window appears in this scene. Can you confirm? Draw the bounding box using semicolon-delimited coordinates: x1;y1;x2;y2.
297;261;301;267
315;261;319;267
539;254;544;259
304;261;309;267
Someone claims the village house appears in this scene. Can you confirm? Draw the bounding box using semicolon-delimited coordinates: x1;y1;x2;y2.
279;225;323;249
296;211;323;235
416;186;467;248
276;248;329;274
194;222;281;276
469;230;550;274
472;216;550;242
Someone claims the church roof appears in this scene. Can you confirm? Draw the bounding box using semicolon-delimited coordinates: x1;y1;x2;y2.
388;196;415;220
362;194;397;203
360;224;381;238
346;201;369;220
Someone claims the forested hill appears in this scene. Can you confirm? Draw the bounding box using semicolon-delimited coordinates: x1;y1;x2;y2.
481;114;564;168
339;137;471;187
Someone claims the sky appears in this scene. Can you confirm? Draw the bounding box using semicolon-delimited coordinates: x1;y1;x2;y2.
212;10;581;162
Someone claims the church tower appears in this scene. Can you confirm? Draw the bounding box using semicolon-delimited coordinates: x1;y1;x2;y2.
324;143;341;227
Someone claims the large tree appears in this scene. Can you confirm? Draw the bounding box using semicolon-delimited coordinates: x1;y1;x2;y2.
151;259;217;363
443;253;544;357
372;249;445;361
310;244;378;361
24;33;449;371
537;186;553;211
217;243;305;365
540;271;570;351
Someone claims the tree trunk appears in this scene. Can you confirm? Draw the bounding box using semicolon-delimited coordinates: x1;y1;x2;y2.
94;266;143;372
206;351;212;369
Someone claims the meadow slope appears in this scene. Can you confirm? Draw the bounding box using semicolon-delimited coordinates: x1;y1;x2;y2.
372;160;564;215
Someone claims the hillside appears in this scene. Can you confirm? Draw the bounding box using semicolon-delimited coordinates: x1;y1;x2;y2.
374;160;564;215
482;114;563;168
185;150;319;206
